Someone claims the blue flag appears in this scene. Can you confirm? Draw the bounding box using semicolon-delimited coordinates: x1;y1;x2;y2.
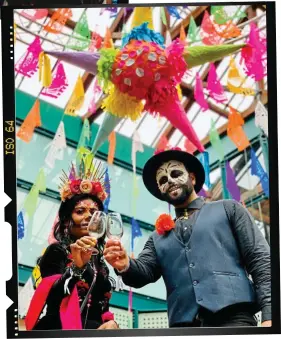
167;7;181;19
18;211;25;240
131;218;142;252
250;149;269;197
199;151;211;189
103;167;111;213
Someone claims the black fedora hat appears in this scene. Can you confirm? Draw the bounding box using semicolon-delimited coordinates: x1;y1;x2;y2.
142;149;205;201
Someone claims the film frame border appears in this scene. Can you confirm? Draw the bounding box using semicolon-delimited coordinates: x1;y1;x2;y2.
1;1;280;337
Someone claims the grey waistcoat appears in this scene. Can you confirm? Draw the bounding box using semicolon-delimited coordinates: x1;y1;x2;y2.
152;201;256;327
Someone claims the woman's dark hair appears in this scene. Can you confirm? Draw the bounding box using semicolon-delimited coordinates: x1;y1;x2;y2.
53;193;105;252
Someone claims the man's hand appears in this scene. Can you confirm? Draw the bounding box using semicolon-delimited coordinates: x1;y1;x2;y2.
97;320;119;329
104;239;129;271
261;320;272;327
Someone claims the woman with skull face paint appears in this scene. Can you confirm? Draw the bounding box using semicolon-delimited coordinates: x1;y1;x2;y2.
104;148;271;328
25;163;119;331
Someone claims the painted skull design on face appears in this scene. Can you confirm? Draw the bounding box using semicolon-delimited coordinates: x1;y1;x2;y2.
156;160;189;200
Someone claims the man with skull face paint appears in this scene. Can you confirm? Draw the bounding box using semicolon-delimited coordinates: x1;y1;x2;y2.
104;148;271;328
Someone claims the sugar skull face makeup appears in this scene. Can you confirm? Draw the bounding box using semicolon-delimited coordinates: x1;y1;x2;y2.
156;160;195;205
70;199;99;238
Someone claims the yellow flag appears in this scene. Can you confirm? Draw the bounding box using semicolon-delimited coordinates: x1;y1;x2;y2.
227;58;255;96
32;248;46;288
65;75;85;116
131;7;154;30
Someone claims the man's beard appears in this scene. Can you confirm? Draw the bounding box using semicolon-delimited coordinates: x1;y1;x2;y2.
162;180;194;206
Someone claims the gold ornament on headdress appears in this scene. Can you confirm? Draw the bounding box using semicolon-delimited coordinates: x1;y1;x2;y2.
58;158;108;202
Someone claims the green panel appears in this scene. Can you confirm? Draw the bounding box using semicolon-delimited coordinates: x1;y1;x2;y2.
18;265;167;312
15;90;154;172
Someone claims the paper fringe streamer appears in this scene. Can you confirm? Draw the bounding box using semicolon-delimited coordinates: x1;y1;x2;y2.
64;75;85;116
102;87;144;121
17;100;41;143
227;58;255;96
108;131;116;165
194;72;209;111
97;48;119;93
207;63;227;103
39;52;52;87
41;62;68;98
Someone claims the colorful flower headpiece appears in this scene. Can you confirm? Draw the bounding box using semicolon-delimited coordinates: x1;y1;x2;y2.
59;161;108;202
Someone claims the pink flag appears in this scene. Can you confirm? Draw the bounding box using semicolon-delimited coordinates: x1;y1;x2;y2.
41;62;68;99
21;9;48;21
87;77;101;114
241;22;267;81
184;138;197;154
207;63;227;103
15;36;42;77
200;11;224;45
194;72;209;111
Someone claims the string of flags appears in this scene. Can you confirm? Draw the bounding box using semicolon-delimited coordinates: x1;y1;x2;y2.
17;6;269;244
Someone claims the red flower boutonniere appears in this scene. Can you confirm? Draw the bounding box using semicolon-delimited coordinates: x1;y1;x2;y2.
155;214;175;235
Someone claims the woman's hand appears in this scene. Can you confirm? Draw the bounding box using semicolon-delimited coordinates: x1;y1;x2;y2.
70;236;97;268
97;320;119;330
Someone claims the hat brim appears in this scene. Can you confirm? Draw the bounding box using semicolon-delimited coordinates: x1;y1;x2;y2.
142;150;205;201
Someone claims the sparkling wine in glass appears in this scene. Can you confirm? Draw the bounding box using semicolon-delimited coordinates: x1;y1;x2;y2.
87;211;106;255
106;212;124;240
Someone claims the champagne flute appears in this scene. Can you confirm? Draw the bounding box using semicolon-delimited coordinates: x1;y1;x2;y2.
106;212;124;291
106;212;124;240
87;211;106;255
